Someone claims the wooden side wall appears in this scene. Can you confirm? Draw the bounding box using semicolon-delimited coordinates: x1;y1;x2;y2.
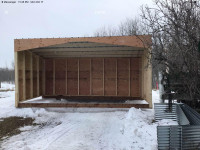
44;58;141;98
141;49;152;108
16;51;45;106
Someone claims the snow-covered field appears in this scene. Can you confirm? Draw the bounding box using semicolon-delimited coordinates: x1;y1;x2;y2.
0;83;175;150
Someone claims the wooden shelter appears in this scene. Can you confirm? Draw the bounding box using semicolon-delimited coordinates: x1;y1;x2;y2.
14;35;152;108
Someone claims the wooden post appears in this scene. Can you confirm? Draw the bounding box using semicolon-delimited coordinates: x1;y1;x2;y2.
37;56;40;96
42;59;45;96
78;58;79;95
116;58;118;96
66;59;68;95
90;58;92;95
15;52;19;107
129;58;131;96
53;59;55;95
23;52;26;100
30;52;33;98
103;58;104;96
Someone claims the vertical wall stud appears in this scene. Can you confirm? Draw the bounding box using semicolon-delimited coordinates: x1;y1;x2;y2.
90;58;92;95
23;51;26;100
116;58;118;96
37;56;40;97
103;58;105;96
66;59;68;95
15;52;19;107
30;52;33;98
53;59;55;95
78;58;80;95
129;58;131;96
42;59;45;96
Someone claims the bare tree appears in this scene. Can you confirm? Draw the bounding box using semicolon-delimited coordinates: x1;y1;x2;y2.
94;26;118;37
117;18;146;35
141;0;200;108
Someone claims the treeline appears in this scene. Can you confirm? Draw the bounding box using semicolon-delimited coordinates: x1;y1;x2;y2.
0;67;15;84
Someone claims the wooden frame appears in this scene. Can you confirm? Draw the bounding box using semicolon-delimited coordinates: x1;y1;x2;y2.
14;36;152;108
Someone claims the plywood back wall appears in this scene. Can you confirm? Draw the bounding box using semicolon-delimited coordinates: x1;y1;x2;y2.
44;57;141;97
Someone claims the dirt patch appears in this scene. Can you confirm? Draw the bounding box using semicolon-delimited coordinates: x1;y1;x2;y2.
0;116;36;141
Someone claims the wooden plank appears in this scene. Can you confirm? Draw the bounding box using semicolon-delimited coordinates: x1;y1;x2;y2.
53;59;55;95
116;58;118;96
79;58;90;95
45;59;53;95
103;58;104;96
32;53;37;98
55;59;66;95
36;51;143;58
17;51;24;101
90;58;92;95
37;56;40;96
15;35;150;52
15;52;19;107
78;58;79;95
43;55;143;58
18;102;149;108
31;47;142;53
39;57;43;95
67;58;78;95
91;58;103;95
25;52;31;99
30;52;33;98
66;59;68;95
117;58;129;96
129;58;131;96
104;58;116;96
42;59;45;95
23;51;26;100
130;58;140;97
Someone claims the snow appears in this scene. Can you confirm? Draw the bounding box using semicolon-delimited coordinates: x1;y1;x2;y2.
0;83;176;150
0;82;15;91
157;119;178;126
125;100;148;104
23;97;148;105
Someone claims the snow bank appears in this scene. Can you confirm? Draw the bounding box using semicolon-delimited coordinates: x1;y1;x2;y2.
120;108;157;150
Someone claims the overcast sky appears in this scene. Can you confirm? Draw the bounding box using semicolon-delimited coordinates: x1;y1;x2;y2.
0;0;153;68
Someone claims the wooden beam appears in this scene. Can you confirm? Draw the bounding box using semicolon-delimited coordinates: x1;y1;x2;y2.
129;58;131;96
42;59;45;95
30;52;33;98
35;51;143;56
53;59;55;95
37;55;40;96
14;52;19;107
23;51;26;100
18;102;149;108
103;58;104;96
66;59;68;95
78;58;80;95
116;58;118;96
90;58;92;95
31;46;143;53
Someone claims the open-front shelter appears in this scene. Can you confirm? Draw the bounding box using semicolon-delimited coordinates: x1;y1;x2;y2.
14;35;152;108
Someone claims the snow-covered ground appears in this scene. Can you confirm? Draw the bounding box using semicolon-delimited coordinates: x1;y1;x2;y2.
0;82;15;91
0;83;176;150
